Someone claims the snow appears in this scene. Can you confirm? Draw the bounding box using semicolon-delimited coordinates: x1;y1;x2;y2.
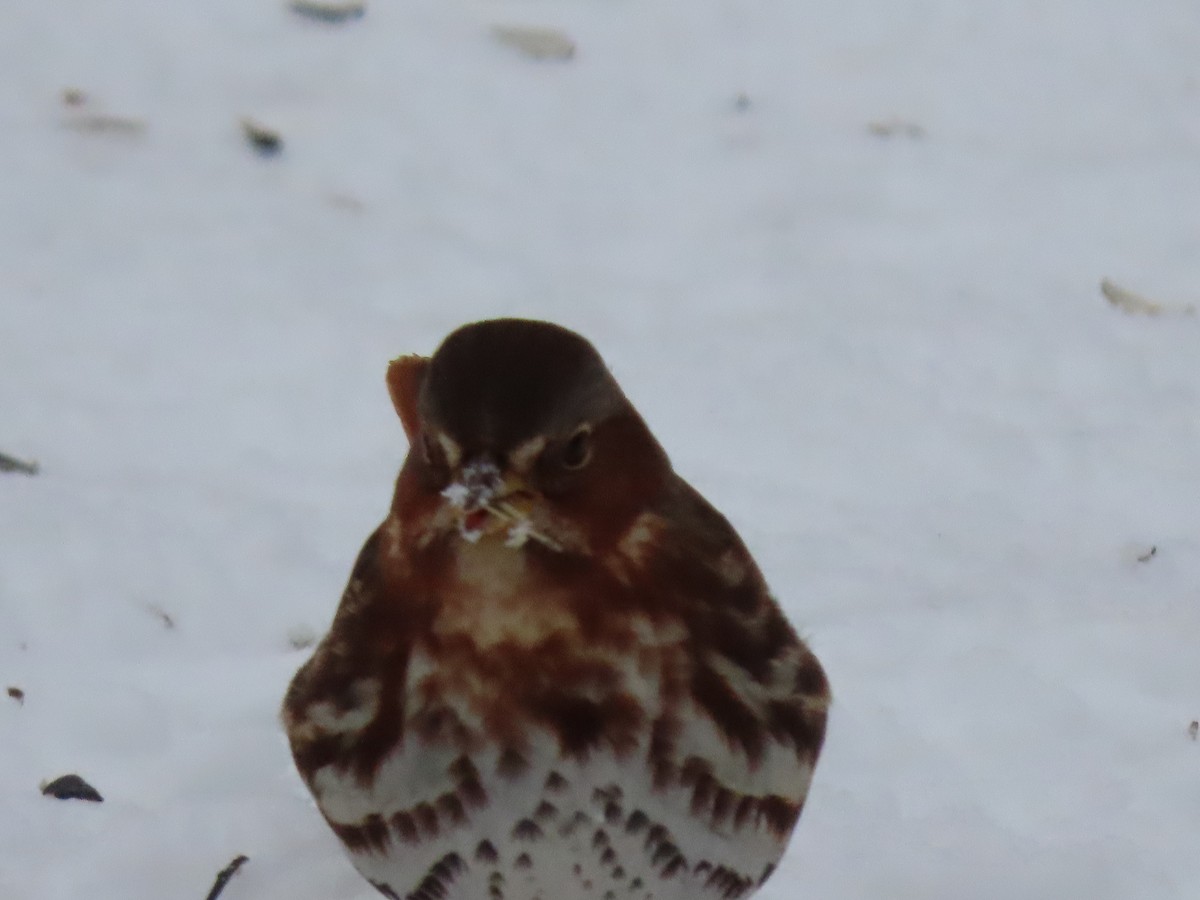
2;1;1199;898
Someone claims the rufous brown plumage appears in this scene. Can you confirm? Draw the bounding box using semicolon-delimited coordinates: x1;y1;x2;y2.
282;318;830;900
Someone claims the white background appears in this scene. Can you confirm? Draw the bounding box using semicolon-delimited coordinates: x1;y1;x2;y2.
2;1;1198;897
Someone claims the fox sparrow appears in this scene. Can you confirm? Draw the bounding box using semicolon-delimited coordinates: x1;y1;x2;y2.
282;319;830;900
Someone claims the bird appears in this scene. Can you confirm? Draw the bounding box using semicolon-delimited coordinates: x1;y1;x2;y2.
282;318;830;900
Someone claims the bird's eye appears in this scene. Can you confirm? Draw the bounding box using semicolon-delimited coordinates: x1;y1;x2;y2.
560;426;592;470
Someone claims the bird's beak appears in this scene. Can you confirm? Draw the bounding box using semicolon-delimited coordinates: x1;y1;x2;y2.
445;457;508;515
440;457;560;550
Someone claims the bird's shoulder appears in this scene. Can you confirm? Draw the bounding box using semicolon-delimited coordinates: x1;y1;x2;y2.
281;525;422;778
638;474;830;771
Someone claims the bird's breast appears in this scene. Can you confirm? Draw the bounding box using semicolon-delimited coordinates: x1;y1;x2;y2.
431;533;580;648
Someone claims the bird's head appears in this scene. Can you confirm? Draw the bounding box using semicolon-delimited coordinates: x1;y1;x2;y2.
387;319;671;554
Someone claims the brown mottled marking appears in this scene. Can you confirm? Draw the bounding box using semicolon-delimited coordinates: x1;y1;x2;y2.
391;811;419;844
795;650;831;696
679;756;710;785
413;802;439;838
332;816;392;855
458;778;488;809
544;771;569;792
449;755;489;808
364;814;391;852
431;852;465;879
651;842;677;867
644;823;669;852
436;792;467;825
690;773;715;815
404;852;465;900
706;865;753;900
448;754;481;783
732;796;756;830
661;853;687;879
767;698;826;758
514;853;532;870
497;747;530;779
757;796;800;837
691;664;765;765
512;818;544;841
415;706;463;743
533;800;558;821
475;840;499;864
624;810;648;834
711;786;735;826
595;783;623;802
647;715;680;789
531;689;645;758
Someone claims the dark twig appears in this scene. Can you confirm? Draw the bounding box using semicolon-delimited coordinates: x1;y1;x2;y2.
205;855;249;900
289;0;365;23
0;452;39;475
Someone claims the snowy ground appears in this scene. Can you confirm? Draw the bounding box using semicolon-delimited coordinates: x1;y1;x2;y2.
3;1;1199;898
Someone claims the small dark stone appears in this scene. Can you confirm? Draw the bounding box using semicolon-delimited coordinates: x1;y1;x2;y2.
41;774;103;802
6;686;23;705
0;452;39;475
242;119;283;157
289;0;366;23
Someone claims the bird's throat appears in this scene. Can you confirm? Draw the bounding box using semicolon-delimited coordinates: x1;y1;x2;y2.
435;536;577;649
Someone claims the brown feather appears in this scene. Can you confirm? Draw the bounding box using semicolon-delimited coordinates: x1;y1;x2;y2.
282;319;830;900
